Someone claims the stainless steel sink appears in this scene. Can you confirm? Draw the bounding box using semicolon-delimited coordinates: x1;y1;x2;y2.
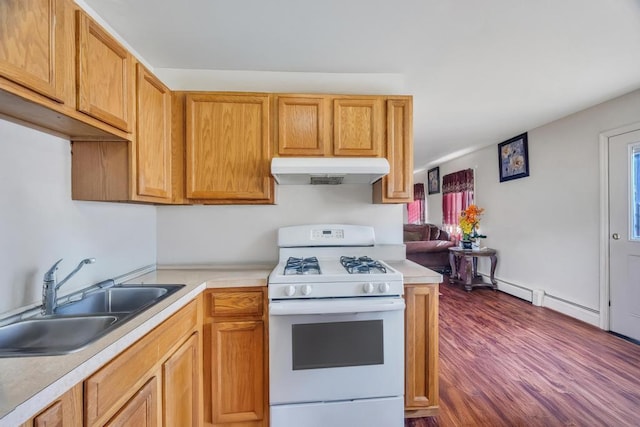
0;284;185;357
54;285;179;315
0;316;119;356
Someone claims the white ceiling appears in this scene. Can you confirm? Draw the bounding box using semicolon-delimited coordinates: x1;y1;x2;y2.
82;0;640;171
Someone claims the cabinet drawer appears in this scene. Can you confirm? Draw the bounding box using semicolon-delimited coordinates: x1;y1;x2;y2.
85;300;197;426
207;290;264;317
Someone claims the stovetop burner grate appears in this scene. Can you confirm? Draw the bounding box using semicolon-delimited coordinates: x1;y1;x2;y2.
284;256;321;275
339;256;388;274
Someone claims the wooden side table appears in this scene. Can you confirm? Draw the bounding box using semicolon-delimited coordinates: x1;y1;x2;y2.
448;247;498;292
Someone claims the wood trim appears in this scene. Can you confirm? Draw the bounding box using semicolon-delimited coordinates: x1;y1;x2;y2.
170;92;187;204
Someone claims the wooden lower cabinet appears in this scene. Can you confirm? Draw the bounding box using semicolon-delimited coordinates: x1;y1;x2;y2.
22;384;83;427
203;288;268;426
84;298;201;426
163;333;201;426
104;377;159;427
404;283;439;418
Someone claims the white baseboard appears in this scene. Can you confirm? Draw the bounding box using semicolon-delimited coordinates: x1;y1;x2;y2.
485;275;601;328
542;295;600;327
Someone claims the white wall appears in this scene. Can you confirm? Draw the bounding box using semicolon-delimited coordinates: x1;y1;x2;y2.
424;88;640;324
155;68;405;264
0;119;157;315
157;185;402;264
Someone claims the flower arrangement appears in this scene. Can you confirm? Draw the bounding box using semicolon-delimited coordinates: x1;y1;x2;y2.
459;204;485;241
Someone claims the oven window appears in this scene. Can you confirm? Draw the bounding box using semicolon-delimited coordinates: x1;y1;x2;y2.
292;320;384;370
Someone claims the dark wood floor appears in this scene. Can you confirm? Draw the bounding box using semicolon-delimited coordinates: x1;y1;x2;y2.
406;281;640;427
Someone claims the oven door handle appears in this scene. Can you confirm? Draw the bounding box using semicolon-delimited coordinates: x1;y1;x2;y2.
269;298;405;316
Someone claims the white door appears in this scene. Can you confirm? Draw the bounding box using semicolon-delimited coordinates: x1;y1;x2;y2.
609;129;640;341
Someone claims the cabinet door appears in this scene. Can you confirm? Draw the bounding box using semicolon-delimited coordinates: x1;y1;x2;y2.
104;377;159;427
77;11;134;132
185;93;273;202
26;383;82;427
206;320;265;426
163;333;200;427
0;0;73;103
276;95;329;156
373;97;414;203
135;64;172;201
404;284;439;411
333;97;383;157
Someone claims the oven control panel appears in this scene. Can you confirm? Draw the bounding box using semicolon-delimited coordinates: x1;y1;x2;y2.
270;281;403;299
311;228;344;240
278;224;375;247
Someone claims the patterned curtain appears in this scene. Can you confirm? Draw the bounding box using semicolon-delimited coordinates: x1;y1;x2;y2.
407;183;425;224
442;169;474;239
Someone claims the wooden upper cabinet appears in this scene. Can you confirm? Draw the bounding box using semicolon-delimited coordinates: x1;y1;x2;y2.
276;95;329;156
333;97;384;157
0;0;74;104
135;64;172;201
373;97;414;203
77;11;134;132
185;93;274;203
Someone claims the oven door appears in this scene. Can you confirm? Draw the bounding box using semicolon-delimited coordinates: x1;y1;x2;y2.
269;297;405;405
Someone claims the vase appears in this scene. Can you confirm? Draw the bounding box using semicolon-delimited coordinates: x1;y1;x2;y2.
462;240;472;250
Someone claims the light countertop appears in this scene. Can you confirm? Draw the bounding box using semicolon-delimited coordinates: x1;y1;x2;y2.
0;260;440;426
386;259;443;284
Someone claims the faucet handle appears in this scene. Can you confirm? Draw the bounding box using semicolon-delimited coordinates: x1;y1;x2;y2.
44;259;63;283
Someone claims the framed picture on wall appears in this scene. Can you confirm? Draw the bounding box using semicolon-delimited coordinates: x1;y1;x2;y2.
427;166;440;194
498;133;529;182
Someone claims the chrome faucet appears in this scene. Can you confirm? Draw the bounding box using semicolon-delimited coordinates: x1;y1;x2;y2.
42;258;96;315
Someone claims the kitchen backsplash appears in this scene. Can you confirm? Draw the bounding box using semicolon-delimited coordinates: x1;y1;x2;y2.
0;119;156;315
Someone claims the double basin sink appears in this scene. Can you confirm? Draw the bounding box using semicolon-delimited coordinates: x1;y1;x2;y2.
0;284;184;357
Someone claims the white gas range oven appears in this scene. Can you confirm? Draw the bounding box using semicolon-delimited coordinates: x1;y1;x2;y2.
268;224;405;427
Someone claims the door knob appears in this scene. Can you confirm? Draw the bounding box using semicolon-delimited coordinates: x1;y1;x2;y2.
612;233;620;240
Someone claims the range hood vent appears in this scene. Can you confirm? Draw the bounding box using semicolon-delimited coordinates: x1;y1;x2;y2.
271;157;390;185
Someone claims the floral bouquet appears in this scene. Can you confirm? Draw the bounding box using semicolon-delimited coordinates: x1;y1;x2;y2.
459;204;485;242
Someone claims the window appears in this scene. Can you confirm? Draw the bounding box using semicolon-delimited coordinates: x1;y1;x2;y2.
407;183;425;224
442;169;474;239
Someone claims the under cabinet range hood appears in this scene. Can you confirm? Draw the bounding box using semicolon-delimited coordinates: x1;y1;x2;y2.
271;157;390;185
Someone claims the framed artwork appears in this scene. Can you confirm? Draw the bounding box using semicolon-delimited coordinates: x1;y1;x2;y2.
427;166;440;194
498;133;529;182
